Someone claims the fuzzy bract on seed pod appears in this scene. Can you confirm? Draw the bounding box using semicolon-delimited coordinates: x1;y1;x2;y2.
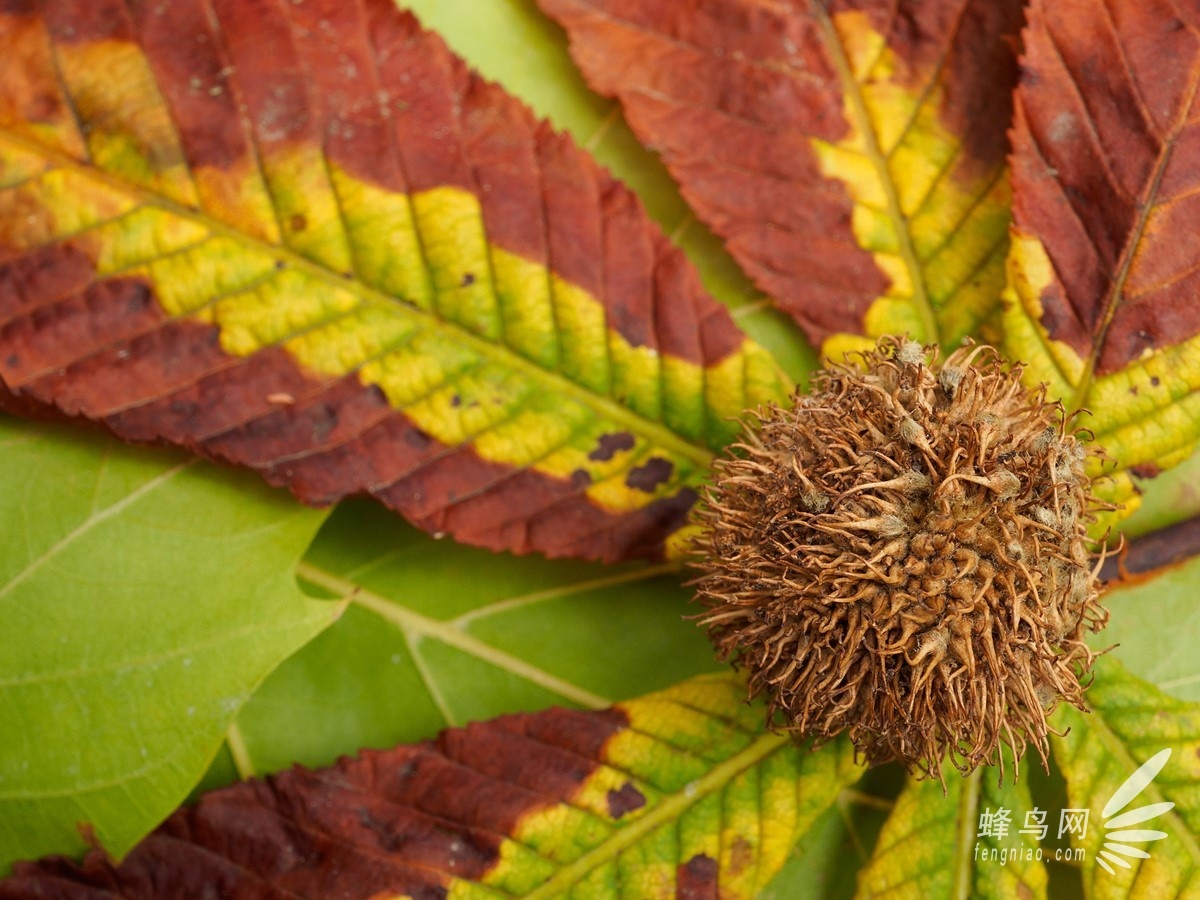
690;337;1112;780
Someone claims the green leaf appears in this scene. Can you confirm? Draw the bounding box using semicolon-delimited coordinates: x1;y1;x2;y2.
1094;555;1200;704
209;497;722;779
1052;660;1200;897
0;415;338;874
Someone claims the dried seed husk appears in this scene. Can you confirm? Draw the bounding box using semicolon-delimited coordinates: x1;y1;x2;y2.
690;337;1112;781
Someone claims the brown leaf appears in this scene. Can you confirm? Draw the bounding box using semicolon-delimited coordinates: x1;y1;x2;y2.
0;0;788;564
538;0;1024;355
1002;0;1200;526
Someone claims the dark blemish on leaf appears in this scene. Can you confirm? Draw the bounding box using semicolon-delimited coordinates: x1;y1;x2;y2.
460;272;475;287
1130;463;1162;479
4;354;17;368
170;400;200;418
127;284;151;312
646;488;699;537
310;403;338;442
274;259;286;270
677;853;719;896
570;468;591;489
290;213;307;232
606;782;646;819
626;457;674;492
357;808;404;853
1130;385;1139;395
589;431;635;462
1037;295;1062;335
405;427;432;449
450;394;461;407
1151;376;1161;387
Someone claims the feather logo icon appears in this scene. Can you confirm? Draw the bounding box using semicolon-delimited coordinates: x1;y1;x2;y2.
1096;748;1174;876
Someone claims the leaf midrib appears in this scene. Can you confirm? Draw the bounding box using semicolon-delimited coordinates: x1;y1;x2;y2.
813;3;941;346
951;768;982;900
0;127;717;470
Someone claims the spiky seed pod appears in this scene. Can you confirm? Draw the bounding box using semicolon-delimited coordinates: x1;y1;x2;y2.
691;337;1112;780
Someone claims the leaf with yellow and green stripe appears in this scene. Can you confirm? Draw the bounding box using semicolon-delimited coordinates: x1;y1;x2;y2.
857;767;1047;899
0;0;789;564
537;0;1022;360
1052;660;1200;898
1002;0;1200;531
0;673;863;897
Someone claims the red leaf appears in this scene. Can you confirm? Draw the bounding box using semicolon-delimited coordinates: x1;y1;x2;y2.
0;0;788;563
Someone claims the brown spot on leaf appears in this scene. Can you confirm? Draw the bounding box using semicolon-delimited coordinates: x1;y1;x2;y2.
289;212;307;233
1130;462;1162;479
589;431;635;461
626;456;673;492
460;272;475;287
605;782;646;819
726;835;753;875
676;853;719;899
